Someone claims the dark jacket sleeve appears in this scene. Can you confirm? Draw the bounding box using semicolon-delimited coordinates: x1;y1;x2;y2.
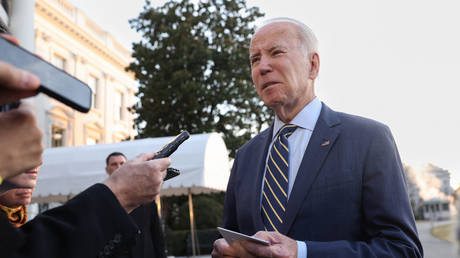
5;183;139;258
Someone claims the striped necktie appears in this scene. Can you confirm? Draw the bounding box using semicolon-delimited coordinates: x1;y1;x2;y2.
261;124;298;232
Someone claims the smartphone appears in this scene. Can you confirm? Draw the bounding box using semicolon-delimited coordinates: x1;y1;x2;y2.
152;131;190;180
152;131;190;159
217;227;270;246
0;37;92;113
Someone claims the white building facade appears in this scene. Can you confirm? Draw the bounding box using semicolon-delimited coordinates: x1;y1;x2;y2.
33;0;137;147
2;0;137;147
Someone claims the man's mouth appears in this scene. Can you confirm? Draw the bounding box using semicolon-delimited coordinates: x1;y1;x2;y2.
26;170;38;175
262;81;278;89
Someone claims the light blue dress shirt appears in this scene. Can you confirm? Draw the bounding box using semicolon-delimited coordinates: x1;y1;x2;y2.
262;97;322;258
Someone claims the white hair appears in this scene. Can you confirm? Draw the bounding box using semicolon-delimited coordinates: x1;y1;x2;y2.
255;17;318;56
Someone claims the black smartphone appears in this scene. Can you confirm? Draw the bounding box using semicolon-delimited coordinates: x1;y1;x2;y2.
152;130;190;159
0;37;92;113
152;131;190;181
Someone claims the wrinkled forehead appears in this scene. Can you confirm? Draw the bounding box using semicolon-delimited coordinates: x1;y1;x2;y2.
249;22;300;53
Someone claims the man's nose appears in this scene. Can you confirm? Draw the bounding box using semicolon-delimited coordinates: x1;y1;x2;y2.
258;56;272;75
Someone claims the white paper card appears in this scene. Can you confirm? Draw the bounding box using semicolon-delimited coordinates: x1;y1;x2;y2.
217;227;270;246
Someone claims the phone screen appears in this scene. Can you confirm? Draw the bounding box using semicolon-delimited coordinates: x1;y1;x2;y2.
0;37;92;113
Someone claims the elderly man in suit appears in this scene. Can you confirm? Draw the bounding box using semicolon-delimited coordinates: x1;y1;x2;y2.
211;17;422;258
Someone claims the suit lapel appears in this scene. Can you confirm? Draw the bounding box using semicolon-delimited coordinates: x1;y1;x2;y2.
249;126;273;231
281;104;341;234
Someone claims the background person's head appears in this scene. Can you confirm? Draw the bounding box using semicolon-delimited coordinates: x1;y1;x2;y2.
105;152;127;175
0;167;39;208
249;17;320;122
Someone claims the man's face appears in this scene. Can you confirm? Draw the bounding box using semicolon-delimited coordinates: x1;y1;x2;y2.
0;167;40;207
249;22;316;119
6;167;39;189
0;188;34;207
105;155;126;175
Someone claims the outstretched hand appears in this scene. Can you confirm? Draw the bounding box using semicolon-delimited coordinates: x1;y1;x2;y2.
103;152;170;213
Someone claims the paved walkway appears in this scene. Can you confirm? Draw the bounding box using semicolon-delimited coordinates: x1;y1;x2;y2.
416;220;456;258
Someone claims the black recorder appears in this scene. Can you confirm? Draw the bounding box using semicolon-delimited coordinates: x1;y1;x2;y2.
153;130;190;180
0;37;92;113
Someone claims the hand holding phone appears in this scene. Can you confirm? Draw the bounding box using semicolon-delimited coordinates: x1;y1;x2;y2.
0;37;92;113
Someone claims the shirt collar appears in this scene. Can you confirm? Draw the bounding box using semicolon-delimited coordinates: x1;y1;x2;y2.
272;97;322;140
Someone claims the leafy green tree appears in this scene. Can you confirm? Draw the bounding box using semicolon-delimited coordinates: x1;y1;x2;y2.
127;0;271;157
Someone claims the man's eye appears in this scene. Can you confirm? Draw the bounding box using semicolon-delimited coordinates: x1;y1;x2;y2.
273;50;283;55
251;57;260;64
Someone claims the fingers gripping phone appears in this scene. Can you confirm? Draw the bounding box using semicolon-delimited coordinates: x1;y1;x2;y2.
153;130;190;180
0;37;92;113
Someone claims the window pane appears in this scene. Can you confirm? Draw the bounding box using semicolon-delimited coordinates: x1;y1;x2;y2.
51;126;65;147
114;92;123;120
53;55;65;70
86;137;97;145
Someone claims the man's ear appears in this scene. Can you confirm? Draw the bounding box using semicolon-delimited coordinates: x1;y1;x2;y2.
309;52;320;80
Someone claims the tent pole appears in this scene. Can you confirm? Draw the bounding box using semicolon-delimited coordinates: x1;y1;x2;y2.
156;195;162;218
188;188;196;257
156;194;168;255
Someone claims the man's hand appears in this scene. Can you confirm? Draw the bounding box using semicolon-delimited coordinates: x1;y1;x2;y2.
0;102;43;180
0;34;40;105
103;153;170;213
240;231;298;258
212;238;243;258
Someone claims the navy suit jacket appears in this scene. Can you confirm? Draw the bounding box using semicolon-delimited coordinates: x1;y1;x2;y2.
223;103;423;257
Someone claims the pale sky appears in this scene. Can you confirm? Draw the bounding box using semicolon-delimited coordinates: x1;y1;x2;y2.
70;0;460;188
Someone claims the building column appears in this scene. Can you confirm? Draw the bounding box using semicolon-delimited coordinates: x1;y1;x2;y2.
103;73;112;143
9;0;35;51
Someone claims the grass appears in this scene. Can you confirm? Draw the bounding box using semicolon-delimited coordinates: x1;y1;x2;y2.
431;223;455;243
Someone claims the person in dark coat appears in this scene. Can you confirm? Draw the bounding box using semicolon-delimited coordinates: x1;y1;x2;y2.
106;152;166;258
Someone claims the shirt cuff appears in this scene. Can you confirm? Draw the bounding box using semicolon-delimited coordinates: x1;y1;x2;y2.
296;240;307;258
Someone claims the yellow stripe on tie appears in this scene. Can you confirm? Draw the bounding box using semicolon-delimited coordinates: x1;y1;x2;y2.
273;144;288;167
269;152;288;183
279;137;289;152
262;206;279;232
264;178;286;211
263;191;283;223
267;165;287;197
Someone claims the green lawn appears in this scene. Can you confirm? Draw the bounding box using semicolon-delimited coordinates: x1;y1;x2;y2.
431;223;455;243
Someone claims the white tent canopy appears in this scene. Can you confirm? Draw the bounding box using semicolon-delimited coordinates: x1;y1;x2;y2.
32;133;231;203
